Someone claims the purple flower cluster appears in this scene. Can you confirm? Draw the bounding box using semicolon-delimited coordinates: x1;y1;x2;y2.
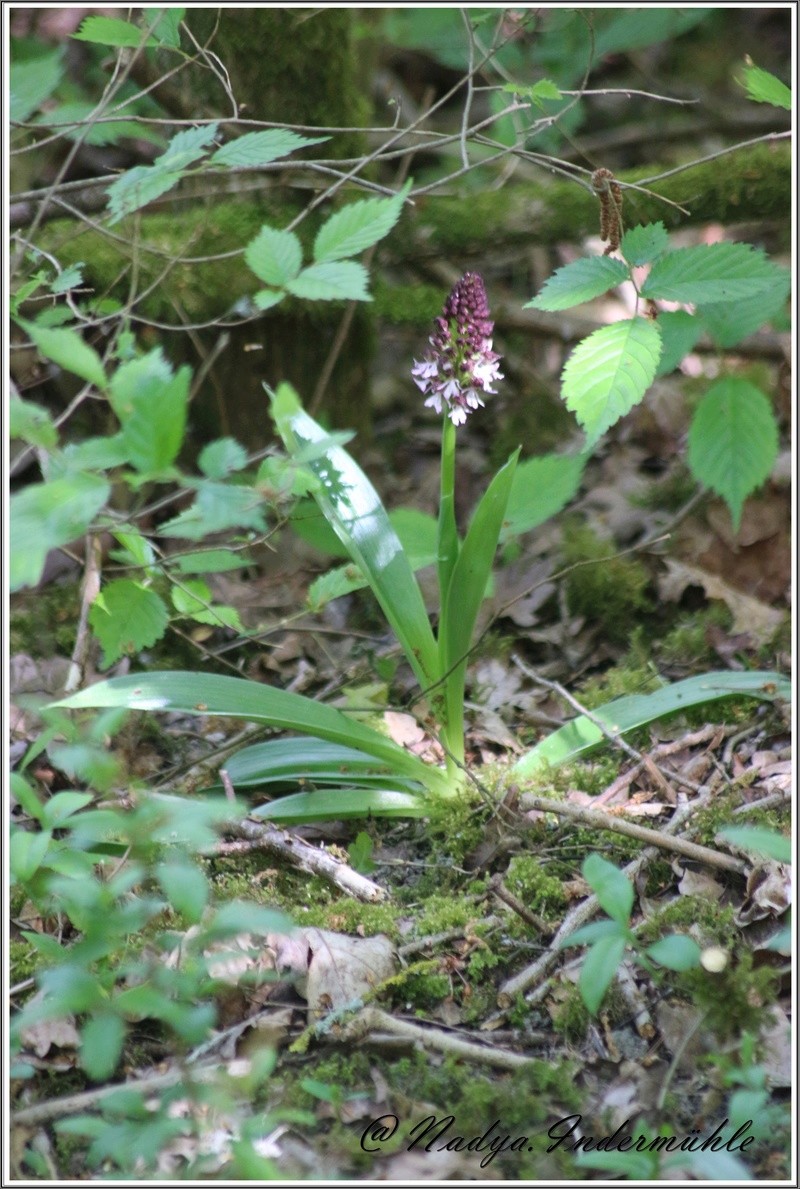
412;272;503;426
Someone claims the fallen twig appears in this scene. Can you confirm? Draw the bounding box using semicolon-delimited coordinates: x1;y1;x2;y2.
216;815;387;903
351;1007;535;1070
519;795;746;875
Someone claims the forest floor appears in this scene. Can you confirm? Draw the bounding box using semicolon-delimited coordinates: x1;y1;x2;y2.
10;296;792;1177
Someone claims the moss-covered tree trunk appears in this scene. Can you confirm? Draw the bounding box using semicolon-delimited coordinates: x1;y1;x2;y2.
183;8;374;443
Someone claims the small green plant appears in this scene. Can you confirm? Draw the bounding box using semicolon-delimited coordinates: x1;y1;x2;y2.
559;853;702;1015
526;218;787;533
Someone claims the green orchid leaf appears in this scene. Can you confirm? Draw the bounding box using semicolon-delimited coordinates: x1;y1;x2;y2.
53;673;448;796
251;787;426;824
513;670;790;777
270;383;440;692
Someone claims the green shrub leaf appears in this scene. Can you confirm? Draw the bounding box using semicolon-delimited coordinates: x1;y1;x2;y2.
687;378;778;531
641;242;780;304
583;853;634;925
579;933;627;1015
211;129;329;168
88;580;170;667
621;222;669;266
10;397;57;448
11;473;110;591
245;226;303;287
286;261;371;301
645;934;702;971
73;15;159;47
738;61;791;109
156;859;209;923
562;317;661;446
313;181;411;263
19;319;107;390
655;310;702;375
198;437;248;478
80;1013;126;1080
10;48;64;122
526;256;629;311
501;452;587;540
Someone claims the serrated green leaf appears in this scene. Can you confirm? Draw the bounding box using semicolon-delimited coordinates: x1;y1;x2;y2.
562;317;661;446
10;397;57;448
244;225;302;287
110;350;188;474
11;473;110;592
158;482;267;538
307;563;368;610
641;242;781;305
739;61;791;109
286;261;371;301
254;288;284;311
501;452;587;541
53;672;449;795
89;580;169;667
687;378;778;531
160;122;218;168
156;859;208;923
313;181;411;263
19;319;106;390
80;1013;126;1080
271;384;439;691
526;256;629;312
621;222;669;266
171;580;244;631
73;15;158;47
173;549;249;574
62;435;131;470
698;270;790;348
143;7;185;49
210;129;329;168
583;853;634;925
654;310;702;376
35;102;156;148
645;934;701;971
531;78;562;101
579;934;627;1015
198;437;248;478
11;49;64;122
110;529;156;569
718;826;790;863
512;670;790;776
106;164;184;224
50;263;85;293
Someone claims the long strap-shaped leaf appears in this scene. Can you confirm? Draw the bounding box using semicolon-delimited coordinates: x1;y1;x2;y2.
53;672;450;796
438;449;520;759
271;383;440;693
512;669;791;776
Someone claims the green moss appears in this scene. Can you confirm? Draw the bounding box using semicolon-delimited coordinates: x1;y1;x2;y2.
678;951;779;1041
657;605;733;668
10;583;82;659
562;523;653;643
372;280;448;326
505;856;567;917
637;896;737;948
550;984;591;1041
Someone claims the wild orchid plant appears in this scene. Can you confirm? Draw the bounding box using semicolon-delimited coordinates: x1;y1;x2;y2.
56;274;519;821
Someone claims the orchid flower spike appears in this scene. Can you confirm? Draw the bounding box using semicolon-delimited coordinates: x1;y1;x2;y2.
412;271;503;427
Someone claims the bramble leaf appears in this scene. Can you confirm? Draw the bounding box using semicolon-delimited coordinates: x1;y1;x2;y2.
687;378;778;531
526;256;629;311
562;317;661;446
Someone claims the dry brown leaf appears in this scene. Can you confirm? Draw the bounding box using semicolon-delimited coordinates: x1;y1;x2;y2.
735;862;791;926
658;559;785;646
